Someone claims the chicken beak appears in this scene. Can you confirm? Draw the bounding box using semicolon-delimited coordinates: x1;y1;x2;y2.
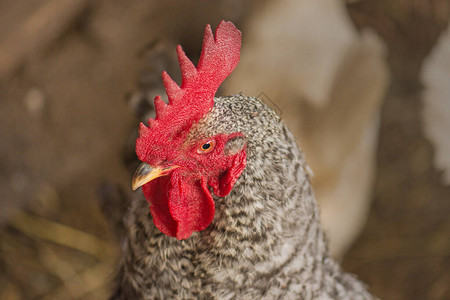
132;163;178;191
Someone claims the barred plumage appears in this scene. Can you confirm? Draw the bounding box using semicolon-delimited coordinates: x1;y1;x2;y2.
112;95;374;299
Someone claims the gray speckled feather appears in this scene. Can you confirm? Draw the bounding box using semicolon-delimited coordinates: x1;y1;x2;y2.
111;95;374;299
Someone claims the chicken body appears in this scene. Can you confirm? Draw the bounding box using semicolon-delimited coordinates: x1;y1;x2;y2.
112;95;373;299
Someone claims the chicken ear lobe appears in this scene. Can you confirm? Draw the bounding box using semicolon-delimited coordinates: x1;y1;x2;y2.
214;149;247;197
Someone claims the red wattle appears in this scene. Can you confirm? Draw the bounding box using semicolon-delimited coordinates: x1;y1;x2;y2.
142;171;215;240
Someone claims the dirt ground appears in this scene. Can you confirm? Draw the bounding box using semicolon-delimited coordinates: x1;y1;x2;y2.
0;1;449;299
343;1;450;299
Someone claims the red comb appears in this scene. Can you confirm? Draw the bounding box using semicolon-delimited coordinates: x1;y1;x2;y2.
137;21;242;161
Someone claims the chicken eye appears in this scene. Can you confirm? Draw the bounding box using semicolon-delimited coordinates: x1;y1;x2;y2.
198;139;216;154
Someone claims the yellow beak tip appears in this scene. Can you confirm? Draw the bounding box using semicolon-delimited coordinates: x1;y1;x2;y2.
131;163;179;191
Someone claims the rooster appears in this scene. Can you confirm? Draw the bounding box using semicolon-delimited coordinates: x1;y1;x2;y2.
111;21;374;299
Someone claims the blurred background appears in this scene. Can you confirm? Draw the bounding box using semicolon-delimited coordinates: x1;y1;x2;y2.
0;0;449;299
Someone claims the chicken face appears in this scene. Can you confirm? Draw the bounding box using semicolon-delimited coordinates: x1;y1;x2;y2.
134;130;246;240
132;21;245;240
